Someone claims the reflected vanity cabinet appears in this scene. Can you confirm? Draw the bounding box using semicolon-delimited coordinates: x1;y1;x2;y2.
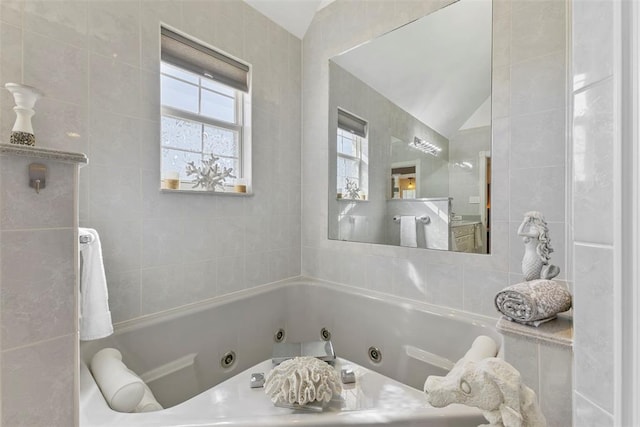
450;223;476;252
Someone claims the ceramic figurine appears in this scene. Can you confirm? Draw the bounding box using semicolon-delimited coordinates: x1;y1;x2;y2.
425;357;547;427
5;83;43;146
517;211;560;281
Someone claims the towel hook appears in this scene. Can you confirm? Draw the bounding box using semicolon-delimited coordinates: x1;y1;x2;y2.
28;163;46;194
393;215;431;224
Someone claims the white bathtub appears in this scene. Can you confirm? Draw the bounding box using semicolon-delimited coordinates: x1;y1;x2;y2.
80;278;501;426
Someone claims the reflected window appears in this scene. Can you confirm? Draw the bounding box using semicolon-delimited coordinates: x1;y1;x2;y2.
160;27;250;192
337;109;368;200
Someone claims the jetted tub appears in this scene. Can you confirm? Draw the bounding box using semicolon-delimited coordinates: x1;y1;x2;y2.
80;278;501;426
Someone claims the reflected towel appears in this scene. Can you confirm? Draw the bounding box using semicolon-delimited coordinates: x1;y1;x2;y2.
400;216;417;247
79;228;113;340
494;280;572;326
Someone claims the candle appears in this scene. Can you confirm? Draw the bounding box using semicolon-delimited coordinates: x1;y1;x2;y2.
164;171;180;190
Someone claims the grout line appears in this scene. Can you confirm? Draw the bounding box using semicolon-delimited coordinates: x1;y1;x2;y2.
1;332;75;354
1;226;74;233
573;241;615;250
574;390;615;419
509;48;567;69
572;75;614;97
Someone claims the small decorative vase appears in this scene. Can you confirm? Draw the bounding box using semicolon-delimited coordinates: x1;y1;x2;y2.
4;83;43;146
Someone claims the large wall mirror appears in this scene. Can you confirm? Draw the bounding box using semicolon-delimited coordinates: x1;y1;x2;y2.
328;0;492;254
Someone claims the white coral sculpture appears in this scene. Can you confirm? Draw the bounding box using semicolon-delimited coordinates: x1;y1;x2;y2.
264;357;342;406
344;178;361;200
185;153;235;191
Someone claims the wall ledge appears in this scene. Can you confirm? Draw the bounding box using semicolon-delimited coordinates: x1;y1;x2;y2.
0;143;88;165
496;315;573;348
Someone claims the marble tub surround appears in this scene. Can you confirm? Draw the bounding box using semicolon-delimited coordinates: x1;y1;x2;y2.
0;144;86;426
496;316;573;349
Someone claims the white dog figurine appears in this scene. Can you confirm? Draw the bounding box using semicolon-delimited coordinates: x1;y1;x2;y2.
424;357;546;427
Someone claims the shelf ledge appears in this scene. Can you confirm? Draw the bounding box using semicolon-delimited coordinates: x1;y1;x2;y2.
0;143;88;165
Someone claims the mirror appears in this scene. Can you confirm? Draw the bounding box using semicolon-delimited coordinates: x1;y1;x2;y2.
328;0;492;254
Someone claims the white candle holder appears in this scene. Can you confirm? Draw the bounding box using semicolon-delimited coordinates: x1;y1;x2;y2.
4;83;43;146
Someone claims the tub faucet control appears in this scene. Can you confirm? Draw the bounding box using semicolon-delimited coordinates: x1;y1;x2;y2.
341;368;356;384
250;372;265;388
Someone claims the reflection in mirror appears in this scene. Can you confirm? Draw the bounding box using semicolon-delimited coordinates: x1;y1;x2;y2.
328;0;492;254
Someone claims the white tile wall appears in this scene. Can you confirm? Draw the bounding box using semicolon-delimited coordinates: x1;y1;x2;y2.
2;334;76;426
571;0;617;423
574;392;614;427
301;0;570;424
302;0;568;319
0;152;81;427
0;0;303;325
501;334;573;427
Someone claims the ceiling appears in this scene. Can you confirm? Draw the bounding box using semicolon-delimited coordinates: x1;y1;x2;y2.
243;0;335;39
243;0;492;139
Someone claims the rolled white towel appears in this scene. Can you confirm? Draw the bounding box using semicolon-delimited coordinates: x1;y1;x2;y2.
494;279;572;326
134;381;163;412
90;348;145;412
463;335;499;362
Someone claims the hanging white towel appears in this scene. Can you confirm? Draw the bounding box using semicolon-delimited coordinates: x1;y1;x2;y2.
79;228;113;341
400;216;418;248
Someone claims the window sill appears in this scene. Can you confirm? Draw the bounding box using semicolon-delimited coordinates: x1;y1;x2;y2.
160;188;253;196
337;198;368;203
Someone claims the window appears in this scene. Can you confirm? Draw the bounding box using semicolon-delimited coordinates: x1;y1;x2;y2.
337;109;368;200
160;27;251;193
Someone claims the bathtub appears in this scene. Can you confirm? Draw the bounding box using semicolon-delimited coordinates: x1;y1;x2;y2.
80;277;501;426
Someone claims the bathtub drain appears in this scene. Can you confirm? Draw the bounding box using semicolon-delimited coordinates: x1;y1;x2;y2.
221;351;236;369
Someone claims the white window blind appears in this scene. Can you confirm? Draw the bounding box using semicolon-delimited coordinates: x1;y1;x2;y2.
161;27;250;93
337;108;367;138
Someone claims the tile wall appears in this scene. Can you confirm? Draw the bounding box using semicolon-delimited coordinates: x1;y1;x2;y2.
302;0;568;318
301;0;572;424
571;0;616;424
0;0;303;325
0;151;83;426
